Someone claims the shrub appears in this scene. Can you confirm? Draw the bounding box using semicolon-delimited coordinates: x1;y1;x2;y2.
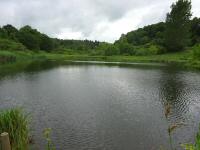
134;43;165;56
104;45;120;56
134;47;149;56
117;42;135;55
192;44;200;60
146;43;165;55
0;108;30;150
0;38;27;51
89;49;105;56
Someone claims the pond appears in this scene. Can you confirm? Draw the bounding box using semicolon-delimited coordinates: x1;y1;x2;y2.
0;61;200;150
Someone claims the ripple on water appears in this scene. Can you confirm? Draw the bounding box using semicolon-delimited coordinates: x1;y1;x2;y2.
0;61;200;150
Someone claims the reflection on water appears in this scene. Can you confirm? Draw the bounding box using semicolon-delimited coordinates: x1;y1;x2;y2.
160;67;188;120
0;61;200;150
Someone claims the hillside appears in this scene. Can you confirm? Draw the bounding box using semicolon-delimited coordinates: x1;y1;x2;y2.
0;25;100;53
0;17;200;56
114;17;200;55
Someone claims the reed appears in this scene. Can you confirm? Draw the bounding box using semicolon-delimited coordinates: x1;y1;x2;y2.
182;126;200;150
43;128;55;150
164;102;185;150
0;108;30;150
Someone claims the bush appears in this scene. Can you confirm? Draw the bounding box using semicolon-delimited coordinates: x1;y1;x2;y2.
104;45;120;56
134;43;165;56
0;108;30;150
146;43;165;55
0;38;27;51
117;42;135;55
192;44;200;60
89;49;105;56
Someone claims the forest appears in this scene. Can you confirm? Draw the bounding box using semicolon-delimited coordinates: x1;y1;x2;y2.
0;17;200;56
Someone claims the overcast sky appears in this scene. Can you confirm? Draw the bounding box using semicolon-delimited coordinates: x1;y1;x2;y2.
0;0;199;42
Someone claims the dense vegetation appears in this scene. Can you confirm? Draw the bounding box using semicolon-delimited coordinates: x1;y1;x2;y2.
0;0;200;70
0;25;100;53
165;0;192;51
115;0;200;56
115;18;200;56
1;16;198;56
0;109;29;150
0;0;199;58
1;18;198;56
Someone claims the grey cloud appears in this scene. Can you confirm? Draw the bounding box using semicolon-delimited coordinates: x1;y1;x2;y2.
0;0;199;42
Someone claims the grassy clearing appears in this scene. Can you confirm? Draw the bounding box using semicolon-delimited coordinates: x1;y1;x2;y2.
0;108;30;150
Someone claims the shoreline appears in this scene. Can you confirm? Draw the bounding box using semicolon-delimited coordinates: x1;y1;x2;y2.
0;50;200;71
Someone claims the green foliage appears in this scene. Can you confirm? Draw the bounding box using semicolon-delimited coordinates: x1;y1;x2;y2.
192;44;200;60
40;34;54;51
104;44;120;56
196;130;200;150
0;108;30;150
2;25;19;41
116;22;166;47
43;128;55;150
0;27;8;39
191;17;200;45
0;15;199;56
59;39;99;51
0;38;27;51
182;125;200;150
115;40;164;56
93;42;108;55
0;25;56;51
93;42;120;56
117;42;135;55
145;43;165;55
17;26;41;50
115;22;167;56
165;0;192;52
115;1;200;55
134;43;165;56
0;0;199;56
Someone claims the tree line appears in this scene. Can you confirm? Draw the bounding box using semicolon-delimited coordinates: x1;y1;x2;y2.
0;25;100;52
0;0;199;56
115;0;200;55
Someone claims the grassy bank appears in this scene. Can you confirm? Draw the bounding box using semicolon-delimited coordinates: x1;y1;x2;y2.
0;108;55;150
0;50;46;63
0;49;200;70
41;50;200;70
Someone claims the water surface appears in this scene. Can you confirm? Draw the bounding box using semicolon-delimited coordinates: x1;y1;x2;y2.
0;61;200;150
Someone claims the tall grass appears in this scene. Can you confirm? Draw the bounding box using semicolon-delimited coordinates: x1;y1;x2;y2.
43;128;55;150
182;126;200;150
0;108;30;150
164;102;186;150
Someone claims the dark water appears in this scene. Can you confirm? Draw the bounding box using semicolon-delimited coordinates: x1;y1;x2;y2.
0;61;200;150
